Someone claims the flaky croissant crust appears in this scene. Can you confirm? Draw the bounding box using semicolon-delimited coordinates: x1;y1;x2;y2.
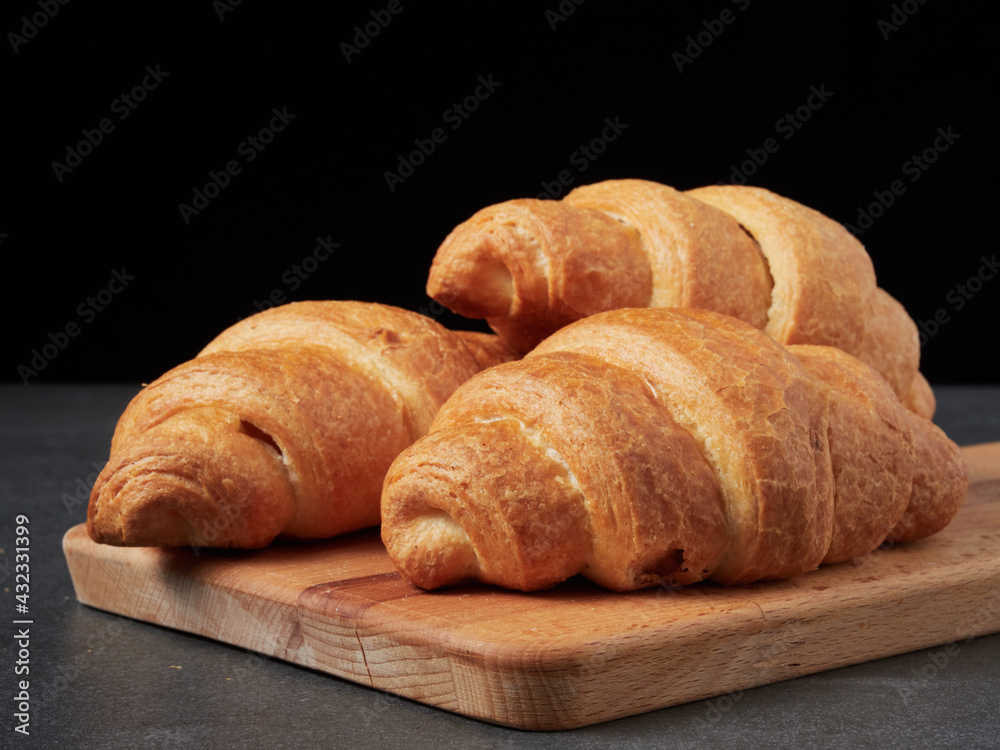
381;308;967;593
87;300;501;549
426;179;931;418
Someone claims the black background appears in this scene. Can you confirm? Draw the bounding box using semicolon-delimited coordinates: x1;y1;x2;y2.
4;2;995;386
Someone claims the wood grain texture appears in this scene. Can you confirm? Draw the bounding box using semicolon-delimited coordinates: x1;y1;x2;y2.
64;442;1000;731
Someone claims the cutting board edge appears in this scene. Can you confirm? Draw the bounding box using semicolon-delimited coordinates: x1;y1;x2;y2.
63;522;1000;732
373;571;1000;730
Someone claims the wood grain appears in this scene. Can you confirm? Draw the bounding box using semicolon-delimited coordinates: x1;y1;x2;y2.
64;442;1000;731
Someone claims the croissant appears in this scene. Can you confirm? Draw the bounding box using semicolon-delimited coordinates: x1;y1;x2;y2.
380;307;967;592
87;300;513;549
425;179;931;418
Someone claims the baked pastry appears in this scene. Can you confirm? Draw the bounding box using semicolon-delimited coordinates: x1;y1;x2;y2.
381;307;967;592
425;179;931;417
451;329;521;369
87;300;510;549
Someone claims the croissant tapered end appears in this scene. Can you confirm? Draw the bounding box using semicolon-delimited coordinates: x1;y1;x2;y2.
379;445;482;590
428;198;653;354
87;411;297;549
382;420;593;592
889;415;968;545
788;344;916;565
87;466;280;549
427;225;515;320
88;477;200;548
901;371;936;421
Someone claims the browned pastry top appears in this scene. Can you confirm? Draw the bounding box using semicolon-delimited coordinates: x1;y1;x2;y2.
199;300;484;436
89;300;489;549
425;178;931;418
381;307;968;593
530;307;836;584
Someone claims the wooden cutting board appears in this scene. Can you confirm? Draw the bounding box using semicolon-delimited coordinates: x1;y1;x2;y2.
64;442;1000;731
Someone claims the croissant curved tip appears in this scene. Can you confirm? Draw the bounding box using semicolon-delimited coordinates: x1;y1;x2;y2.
88;499;201;548
428;231;514;319
87;472;203;548
382;509;479;590
87;450;289;549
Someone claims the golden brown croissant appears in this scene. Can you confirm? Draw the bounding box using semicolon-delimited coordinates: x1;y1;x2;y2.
426;179;931;417
87;300;507;549
380;307;967;592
